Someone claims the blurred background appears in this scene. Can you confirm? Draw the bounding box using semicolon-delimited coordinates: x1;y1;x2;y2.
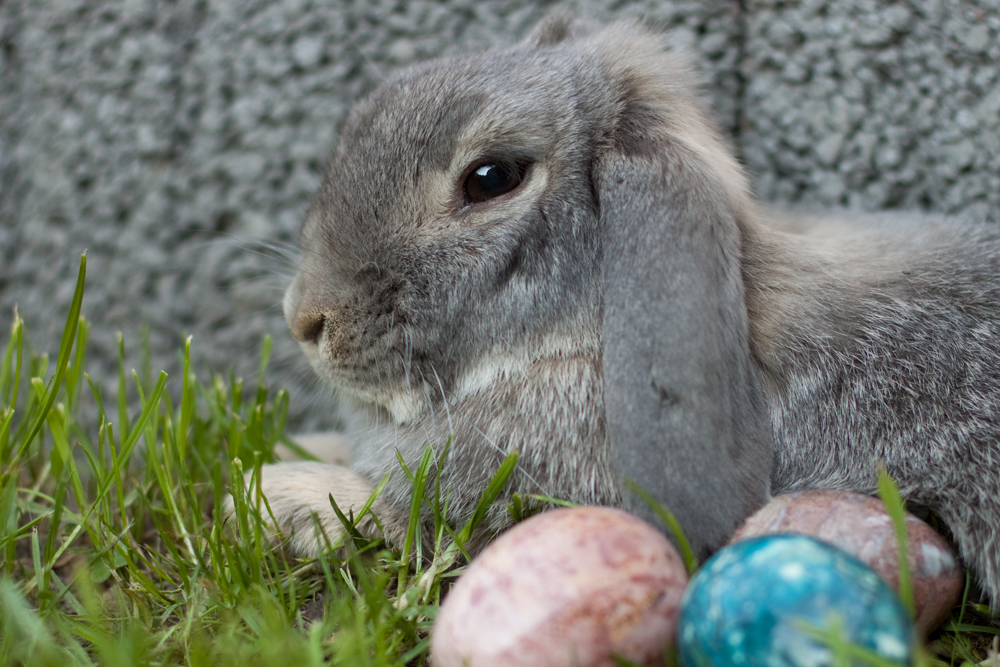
1;0;997;429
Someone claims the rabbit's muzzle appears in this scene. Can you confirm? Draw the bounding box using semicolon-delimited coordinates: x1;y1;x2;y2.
289;307;326;347
286;272;422;402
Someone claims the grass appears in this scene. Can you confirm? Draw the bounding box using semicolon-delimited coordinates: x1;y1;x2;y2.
0;252;998;666
0;254;519;666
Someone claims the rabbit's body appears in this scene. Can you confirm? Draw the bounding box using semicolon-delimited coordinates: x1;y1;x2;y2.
752;213;1000;601
265;16;1000;605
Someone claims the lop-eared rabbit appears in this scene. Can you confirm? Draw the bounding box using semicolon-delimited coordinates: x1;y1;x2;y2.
252;15;1000;605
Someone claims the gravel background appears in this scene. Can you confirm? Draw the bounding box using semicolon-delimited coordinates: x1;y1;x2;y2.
1;0;997;429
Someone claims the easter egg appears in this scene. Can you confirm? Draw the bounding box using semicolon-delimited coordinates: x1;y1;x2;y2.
678;534;915;667
431;507;689;667
731;490;962;634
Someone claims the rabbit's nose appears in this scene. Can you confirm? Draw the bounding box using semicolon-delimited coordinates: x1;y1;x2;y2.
291;311;325;345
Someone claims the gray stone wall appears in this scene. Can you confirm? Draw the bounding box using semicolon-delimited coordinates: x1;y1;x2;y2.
743;0;1000;216
1;0;997;428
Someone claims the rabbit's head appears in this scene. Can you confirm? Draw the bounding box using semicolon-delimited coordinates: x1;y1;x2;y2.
284;14;774;555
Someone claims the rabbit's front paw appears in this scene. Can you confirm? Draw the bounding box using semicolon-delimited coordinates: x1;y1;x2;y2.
228;461;378;557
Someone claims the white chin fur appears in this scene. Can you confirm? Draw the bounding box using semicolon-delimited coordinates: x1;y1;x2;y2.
452;347;533;402
315;334;590;426
324;373;430;425
451;333;594;404
381;389;429;424
310;348;524;427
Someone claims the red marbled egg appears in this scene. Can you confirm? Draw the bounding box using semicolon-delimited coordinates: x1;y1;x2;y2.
431;507;688;667
731;489;963;634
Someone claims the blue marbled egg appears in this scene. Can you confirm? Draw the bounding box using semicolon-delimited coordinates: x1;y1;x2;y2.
677;534;915;667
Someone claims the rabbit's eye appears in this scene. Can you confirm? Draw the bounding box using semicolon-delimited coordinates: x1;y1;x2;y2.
464;163;524;204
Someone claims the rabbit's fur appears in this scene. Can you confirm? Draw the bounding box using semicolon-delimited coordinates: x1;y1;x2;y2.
261;15;1000;605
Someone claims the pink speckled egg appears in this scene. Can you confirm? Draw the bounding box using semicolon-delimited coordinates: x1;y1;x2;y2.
431;507;688;667
731;489;963;635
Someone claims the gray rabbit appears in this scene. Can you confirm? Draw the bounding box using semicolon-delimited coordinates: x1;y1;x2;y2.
253;15;1000;606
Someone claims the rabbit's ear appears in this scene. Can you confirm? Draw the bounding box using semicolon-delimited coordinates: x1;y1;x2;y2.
598;106;775;559
518;11;595;48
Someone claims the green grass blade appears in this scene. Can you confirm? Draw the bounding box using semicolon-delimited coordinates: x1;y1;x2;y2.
327;493;366;549
177;336;193;462
397;445;435;597
84;372;107;423
623;479;699;576
257;336;272;385
877;467;916;620
66;315;90;413
117;333;130;443
455;450;520;546
0;408;14;468
0;313;23;408
0;579;67;665
12;253;87;464
0;473;20;576
798;615;912;667
118;371;168;465
524;494;581;508
44;403;88;517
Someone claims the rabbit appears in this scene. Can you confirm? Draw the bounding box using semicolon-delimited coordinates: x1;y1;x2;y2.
251;13;1000;606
